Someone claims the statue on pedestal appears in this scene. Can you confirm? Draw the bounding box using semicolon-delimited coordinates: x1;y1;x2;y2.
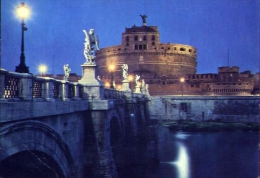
135;75;140;87
140;15;148;26
141;79;146;93
63;64;71;81
83;29;100;64
122;64;128;80
145;84;150;96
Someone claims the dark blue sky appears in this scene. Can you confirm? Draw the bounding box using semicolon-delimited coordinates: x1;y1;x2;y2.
1;0;259;75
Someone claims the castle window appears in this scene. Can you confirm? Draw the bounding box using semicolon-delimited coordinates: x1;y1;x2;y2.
180;48;186;51
143;44;147;50
139;37;142;41
143;35;147;41
126;36;129;41
135;45;138;50
189;49;192;52
161;47;164;49
139;44;143;49
152;42;155;46
135;35;138;41
152;35;155;40
126;42;129;46
174;47;177;50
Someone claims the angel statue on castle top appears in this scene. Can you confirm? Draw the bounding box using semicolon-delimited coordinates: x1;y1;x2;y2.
83;29;100;64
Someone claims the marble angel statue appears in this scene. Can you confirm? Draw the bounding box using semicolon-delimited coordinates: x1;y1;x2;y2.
83;29;100;64
122;64;128;80
63;64;71;81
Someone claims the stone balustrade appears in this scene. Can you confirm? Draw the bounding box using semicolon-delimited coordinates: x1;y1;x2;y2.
0;68;148;102
0;68;84;101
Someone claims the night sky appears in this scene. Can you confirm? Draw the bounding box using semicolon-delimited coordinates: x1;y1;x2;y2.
1;0;259;75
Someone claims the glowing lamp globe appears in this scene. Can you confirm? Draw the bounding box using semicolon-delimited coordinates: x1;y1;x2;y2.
16;3;31;19
38;64;47;74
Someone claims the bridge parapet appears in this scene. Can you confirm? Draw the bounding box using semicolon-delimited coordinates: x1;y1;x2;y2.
103;88;147;100
0;68;149;103
0;68;85;102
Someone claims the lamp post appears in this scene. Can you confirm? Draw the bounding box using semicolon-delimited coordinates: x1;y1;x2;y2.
38;64;47;77
180;77;185;96
109;64;115;89
15;2;31;73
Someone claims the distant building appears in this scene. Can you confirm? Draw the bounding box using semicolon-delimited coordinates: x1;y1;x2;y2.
95;25;197;77
94;20;258;96
47;20;258;96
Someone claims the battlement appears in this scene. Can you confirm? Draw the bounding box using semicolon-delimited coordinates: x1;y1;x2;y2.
218;66;239;73
125;25;159;33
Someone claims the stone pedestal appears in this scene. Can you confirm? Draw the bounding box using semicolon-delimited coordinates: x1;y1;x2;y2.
121;79;131;92
78;63;104;100
134;85;141;93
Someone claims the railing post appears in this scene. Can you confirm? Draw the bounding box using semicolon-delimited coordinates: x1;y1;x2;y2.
18;73;33;101
0;69;8;101
60;81;69;101
73;82;80;100
42;78;54;101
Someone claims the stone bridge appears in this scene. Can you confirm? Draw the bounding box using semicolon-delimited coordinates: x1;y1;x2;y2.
0;66;156;178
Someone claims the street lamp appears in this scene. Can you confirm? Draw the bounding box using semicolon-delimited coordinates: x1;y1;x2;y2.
180;77;185;96
15;2;31;73
38;64;47;77
109;64;115;89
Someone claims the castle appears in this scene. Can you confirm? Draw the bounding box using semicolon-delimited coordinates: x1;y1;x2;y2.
94;18;258;96
46;17;258;96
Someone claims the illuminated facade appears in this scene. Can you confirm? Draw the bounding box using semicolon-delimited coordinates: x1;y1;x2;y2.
94;22;257;96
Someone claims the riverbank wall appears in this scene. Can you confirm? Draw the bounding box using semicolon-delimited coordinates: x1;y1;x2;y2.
148;96;259;123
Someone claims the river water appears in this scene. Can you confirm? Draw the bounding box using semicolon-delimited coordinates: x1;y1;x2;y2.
119;126;258;178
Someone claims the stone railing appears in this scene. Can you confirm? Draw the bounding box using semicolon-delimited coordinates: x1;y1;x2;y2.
0;69;84;101
103;88;146;100
0;69;148;102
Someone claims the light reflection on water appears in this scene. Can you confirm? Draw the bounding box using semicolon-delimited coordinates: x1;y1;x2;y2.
161;132;190;178
175;132;190;140
118;127;258;178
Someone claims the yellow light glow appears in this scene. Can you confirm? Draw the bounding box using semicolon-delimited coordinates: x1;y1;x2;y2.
38;64;47;74
117;85;122;90
16;3;31;19
105;82;110;87
128;75;133;81
180;77;185;83
109;64;115;71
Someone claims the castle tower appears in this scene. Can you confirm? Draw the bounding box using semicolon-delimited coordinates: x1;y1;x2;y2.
95;18;197;90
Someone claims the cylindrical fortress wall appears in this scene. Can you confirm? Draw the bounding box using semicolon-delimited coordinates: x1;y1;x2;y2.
95;43;197;77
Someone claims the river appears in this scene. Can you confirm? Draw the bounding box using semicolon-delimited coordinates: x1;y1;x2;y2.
119;126;258;178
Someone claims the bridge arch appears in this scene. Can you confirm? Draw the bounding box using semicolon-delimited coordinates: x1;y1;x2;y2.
0;121;75;177
0;150;64;177
110;115;124;168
